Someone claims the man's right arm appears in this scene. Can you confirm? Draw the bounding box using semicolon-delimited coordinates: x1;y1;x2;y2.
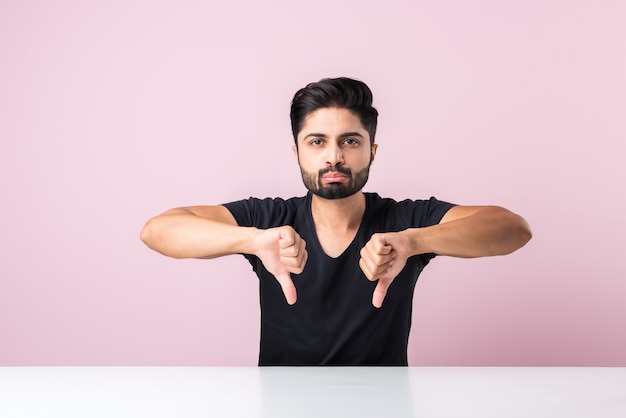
139;205;307;304
140;205;255;259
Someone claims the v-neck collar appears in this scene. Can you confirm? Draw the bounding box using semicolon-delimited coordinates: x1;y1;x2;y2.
305;192;370;260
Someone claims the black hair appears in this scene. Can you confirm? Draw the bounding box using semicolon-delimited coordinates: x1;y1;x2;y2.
290;77;378;146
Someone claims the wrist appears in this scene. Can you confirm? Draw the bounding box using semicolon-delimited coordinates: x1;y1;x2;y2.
240;227;263;255
401;228;430;256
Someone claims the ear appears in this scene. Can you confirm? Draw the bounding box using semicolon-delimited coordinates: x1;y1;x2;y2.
370;143;378;163
292;144;299;161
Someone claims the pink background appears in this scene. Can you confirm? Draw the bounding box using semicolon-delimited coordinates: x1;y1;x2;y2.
1;0;624;366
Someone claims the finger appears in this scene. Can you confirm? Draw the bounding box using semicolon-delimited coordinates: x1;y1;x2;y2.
281;236;305;261
282;253;305;270
300;247;308;270
294;241;308;272
361;247;395;278
281;244;300;258
359;259;387;282
281;239;305;267
360;254;387;280
359;257;377;281
278;228;297;249
364;241;394;266
275;271;297;305
372;234;393;254
372;278;391;308
283;242;308;275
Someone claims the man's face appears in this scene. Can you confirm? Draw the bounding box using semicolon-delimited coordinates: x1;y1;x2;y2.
293;107;377;200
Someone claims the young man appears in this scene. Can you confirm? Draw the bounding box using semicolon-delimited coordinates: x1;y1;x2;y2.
140;77;532;366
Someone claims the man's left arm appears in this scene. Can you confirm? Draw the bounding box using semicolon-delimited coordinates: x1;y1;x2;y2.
359;205;532;307
415;205;532;258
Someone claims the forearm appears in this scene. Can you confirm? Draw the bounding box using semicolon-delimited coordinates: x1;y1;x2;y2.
140;211;258;259
404;206;532;258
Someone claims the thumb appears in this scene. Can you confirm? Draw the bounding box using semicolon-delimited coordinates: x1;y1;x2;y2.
276;270;297;305
372;278;390;309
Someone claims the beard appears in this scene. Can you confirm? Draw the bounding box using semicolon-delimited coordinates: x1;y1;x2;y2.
299;164;371;200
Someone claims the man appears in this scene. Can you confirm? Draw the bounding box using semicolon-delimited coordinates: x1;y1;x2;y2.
140;77;532;366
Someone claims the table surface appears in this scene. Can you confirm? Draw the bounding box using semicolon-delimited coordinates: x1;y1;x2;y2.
1;367;625;417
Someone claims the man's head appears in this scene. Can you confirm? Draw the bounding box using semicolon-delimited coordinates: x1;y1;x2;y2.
290;78;379;200
290;77;378;147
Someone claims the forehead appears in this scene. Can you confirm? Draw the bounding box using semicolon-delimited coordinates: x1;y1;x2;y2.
298;107;367;138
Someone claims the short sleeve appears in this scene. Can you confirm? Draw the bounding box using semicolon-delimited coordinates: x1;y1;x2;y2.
223;197;300;229
223;198;256;227
420;196;456;227
222;196;302;274
386;196;455;229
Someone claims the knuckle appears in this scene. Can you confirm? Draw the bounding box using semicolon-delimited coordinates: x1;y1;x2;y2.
373;255;386;266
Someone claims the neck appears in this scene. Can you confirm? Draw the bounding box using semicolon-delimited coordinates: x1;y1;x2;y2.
310;191;366;230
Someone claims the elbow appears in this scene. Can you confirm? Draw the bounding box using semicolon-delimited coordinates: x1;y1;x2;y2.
516;214;533;247
521;221;533;245
140;217;187;259
140;219;153;246
501;215;532;255
140;217;161;250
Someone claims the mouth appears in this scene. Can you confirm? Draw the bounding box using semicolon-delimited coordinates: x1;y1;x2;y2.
319;166;351;184
322;173;348;183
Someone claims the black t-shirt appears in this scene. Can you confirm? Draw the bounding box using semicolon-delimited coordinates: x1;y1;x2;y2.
224;192;454;366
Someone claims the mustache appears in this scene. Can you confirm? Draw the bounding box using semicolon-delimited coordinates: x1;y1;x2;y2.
318;166;352;177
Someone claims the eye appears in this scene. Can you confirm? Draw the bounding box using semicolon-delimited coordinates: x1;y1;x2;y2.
343;138;360;146
309;138;324;146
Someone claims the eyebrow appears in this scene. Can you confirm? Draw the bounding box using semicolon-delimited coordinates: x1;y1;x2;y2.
302;132;365;140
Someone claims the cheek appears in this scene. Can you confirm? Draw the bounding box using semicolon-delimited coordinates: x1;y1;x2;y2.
350;149;373;165
296;151;317;168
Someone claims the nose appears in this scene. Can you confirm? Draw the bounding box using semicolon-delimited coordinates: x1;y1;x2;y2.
326;142;344;166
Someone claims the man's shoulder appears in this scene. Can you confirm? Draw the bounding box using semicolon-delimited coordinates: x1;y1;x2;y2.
364;192;427;208
364;192;451;206
364;192;455;226
223;194;309;226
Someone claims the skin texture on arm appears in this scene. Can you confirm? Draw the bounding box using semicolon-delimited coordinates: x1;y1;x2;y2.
141;205;252;259
359;205;532;308
418;205;532;258
140;206;307;304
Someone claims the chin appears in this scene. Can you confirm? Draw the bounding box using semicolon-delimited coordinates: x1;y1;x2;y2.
312;185;361;200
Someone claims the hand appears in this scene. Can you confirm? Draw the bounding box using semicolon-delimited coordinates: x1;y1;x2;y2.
359;232;413;308
253;226;308;305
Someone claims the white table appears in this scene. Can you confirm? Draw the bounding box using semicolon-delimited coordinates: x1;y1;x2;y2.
1;367;625;417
